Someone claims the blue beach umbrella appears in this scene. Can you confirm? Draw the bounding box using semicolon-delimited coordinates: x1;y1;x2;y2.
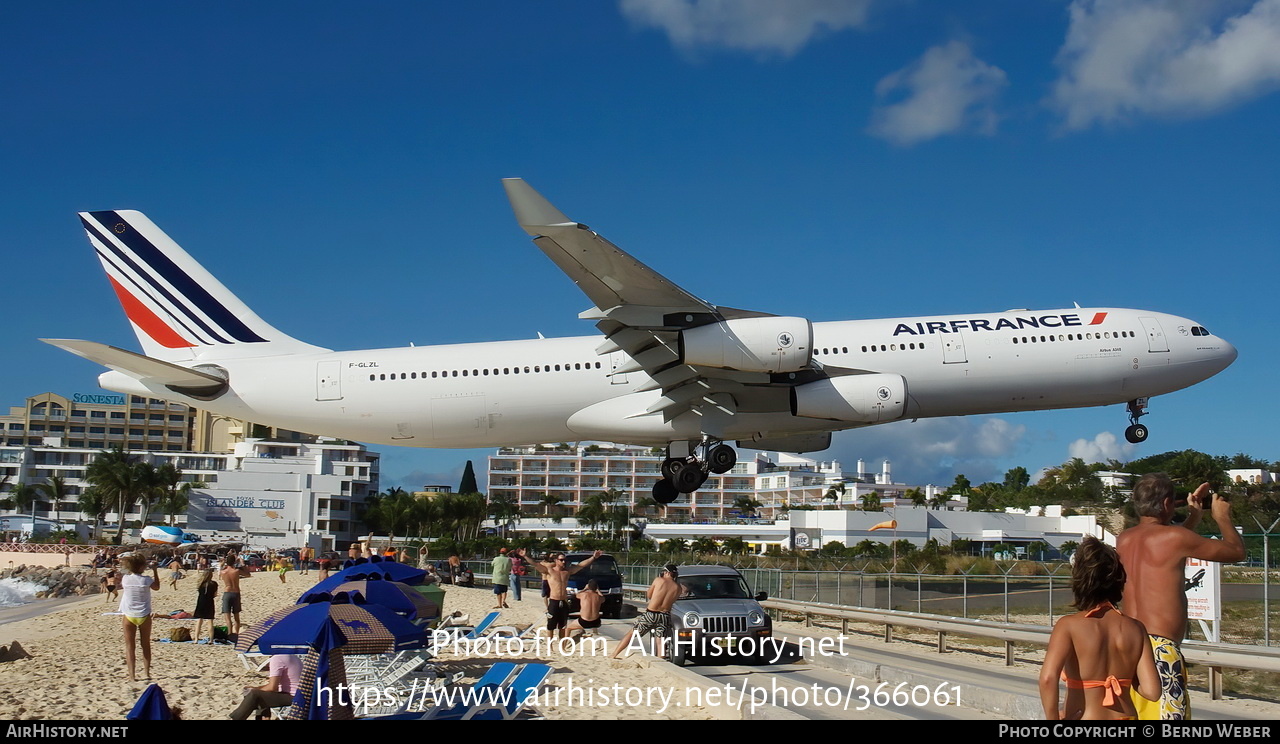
236;595;429;655
299;580;439;620
285;619;353;720
307;560;427;595
127;683;172;720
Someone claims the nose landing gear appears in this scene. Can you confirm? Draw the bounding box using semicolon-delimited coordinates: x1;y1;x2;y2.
1124;398;1149;444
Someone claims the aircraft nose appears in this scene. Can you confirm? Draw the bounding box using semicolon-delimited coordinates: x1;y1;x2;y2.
1219;337;1239;368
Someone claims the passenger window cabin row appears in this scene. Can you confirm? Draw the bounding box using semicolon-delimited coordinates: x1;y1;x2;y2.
370;361;604;382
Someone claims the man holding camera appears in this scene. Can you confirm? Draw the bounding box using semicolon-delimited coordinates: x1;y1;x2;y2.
1117;474;1245;720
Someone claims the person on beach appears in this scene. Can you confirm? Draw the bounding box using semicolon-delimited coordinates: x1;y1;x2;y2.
277;555;290;584
167;556;183;590
611;564;680;659
193;569;218;644
220;558;243;638
298;546;312;576
229;653;303;720
102;569;119;602
491;548;512;610
1116;476;1245;720
565;579;604;637
531;550;603;639
1039;537;1161;720
118;553;160;681
509;547;528;602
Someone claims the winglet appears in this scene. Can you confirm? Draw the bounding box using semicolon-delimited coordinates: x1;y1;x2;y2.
502;178;573;234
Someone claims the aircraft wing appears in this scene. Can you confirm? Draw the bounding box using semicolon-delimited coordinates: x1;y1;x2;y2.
504;178;720;326
40;338;227;391
504;179;853;424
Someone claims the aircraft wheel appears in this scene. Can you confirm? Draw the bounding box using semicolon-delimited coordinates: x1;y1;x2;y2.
661;457;688;481
652;478;679;505
707;444;737;474
672;465;707;494
1125;424;1148;444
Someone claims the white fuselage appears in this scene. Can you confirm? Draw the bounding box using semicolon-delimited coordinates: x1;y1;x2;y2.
99;307;1236;449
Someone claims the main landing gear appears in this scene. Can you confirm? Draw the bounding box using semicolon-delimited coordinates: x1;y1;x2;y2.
651;440;738;505
1124;398;1149;444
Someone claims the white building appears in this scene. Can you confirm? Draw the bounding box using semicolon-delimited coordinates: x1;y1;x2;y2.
1227;469;1278;486
0;438;379;550
488;444;853;522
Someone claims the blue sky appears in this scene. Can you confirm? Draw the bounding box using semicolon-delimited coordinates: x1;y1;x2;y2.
3;1;1278;491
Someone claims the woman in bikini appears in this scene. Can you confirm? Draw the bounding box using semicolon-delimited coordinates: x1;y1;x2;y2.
1039;536;1161;720
118;553;161;681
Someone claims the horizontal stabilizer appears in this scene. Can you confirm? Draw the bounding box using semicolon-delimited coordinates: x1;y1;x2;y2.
40;339;226;388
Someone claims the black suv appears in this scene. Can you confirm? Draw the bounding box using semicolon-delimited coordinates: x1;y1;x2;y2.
564;552;625;619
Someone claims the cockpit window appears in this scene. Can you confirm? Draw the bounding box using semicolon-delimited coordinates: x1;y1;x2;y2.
1191;326;1210;337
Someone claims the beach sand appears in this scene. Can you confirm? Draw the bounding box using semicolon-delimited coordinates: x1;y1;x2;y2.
0;569;715;721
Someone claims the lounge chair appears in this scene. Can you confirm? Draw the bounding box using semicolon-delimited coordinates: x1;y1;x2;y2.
366;661;516;720
433;610;500;642
460;662;552;720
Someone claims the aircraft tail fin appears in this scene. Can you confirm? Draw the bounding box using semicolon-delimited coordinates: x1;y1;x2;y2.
78;210;327;362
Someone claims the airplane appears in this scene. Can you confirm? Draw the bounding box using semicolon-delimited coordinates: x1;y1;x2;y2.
43;179;1238;504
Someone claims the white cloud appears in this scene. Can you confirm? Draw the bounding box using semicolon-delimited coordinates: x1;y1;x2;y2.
1049;0;1280;129
618;0;874;56
805;416;1028;486
1066;431;1136;464
867;41;1008;146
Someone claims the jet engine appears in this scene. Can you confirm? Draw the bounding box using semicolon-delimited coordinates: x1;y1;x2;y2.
680;316;812;373
790;373;907;423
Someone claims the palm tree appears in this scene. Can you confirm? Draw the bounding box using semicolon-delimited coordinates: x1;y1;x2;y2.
731;495;762;518
690;537;719;554
85;448;152;543
905;487;928;508
538;492;562;520
927;491;950;509
77;487;111;542
634;495;661;519
659;538;688;554
36;475;69;523
577;492;611;536
823;482;846;510
5;483;38;517
153;463;203;527
721;536;749;555
859;492;882;512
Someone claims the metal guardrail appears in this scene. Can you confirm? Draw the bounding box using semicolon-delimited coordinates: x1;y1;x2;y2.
614;580;1280;700
761;597;1280;700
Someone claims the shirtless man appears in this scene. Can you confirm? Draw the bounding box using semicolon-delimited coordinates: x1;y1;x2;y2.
220;558;243;637
1116;475;1245;720
611;564;681;659
531;550;602;639
566;579;604;637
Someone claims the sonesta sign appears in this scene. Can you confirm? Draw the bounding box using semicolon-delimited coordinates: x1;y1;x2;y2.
892;312;1108;337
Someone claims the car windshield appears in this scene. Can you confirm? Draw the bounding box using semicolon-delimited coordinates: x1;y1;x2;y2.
569;556;619;578
676;575;751;600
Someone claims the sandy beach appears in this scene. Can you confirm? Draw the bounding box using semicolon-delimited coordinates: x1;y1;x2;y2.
0;568;716;721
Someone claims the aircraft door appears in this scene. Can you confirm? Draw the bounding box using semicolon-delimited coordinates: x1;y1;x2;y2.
609;352;629;384
316;360;343;401
1139;317;1169;353
942;331;968;364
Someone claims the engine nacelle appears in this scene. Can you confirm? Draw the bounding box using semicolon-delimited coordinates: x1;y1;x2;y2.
680;316;812;373
790;373;907;423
